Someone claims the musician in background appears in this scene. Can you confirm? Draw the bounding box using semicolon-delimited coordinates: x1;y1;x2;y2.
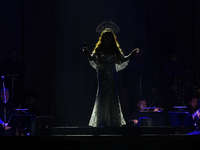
188;96;199;114
187;97;200;135
0;89;16;136
129;98;159;125
18;90;40;116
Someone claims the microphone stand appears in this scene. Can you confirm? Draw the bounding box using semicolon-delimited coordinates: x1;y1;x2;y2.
1;76;7;131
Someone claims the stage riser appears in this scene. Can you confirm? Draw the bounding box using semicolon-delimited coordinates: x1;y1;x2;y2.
0;136;199;150
42;127;177;136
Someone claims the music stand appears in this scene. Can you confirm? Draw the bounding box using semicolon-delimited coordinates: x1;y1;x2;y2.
167;111;194;127
7;114;32;128
138;111;165;126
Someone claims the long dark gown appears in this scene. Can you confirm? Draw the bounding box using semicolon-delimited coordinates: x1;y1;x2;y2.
88;52;129;127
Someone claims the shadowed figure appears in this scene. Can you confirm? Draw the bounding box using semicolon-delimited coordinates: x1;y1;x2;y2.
83;28;139;127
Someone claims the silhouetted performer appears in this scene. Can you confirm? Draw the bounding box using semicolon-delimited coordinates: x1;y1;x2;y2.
83;20;139;127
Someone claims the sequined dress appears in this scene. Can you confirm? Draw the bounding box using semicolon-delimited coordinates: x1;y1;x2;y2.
88;52;129;127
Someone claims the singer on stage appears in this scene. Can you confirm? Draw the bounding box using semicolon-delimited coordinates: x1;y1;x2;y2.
83;20;139;127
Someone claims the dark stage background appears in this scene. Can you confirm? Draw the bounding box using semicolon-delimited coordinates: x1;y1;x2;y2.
0;0;200;127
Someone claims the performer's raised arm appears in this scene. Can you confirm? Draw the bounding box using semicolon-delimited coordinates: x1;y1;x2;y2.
83;42;95;61
115;48;139;72
122;48;139;62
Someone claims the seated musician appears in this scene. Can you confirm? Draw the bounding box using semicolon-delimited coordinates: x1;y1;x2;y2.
187;97;200;134
18;90;40;116
189;97;200;129
0;89;16;136
129;98;159;125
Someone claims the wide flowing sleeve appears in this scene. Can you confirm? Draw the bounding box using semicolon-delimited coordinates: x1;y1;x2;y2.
88;53;99;70
115;60;129;72
115;54;130;72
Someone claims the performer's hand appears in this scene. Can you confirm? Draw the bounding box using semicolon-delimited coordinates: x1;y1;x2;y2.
129;119;138;124
132;48;140;54
83;42;89;53
154;108;159;112
5;126;11;130
2;123;11;130
83;46;89;54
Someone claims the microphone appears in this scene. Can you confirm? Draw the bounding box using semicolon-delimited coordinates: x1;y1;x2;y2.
83;42;87;53
83;42;86;48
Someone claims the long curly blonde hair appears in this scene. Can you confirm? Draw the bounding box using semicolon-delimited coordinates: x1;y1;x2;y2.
92;28;124;57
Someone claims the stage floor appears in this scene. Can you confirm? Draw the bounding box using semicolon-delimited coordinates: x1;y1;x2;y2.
1;126;199;150
41;126;195;136
40;126;199;149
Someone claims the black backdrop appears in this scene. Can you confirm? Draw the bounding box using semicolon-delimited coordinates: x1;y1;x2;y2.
0;0;200;126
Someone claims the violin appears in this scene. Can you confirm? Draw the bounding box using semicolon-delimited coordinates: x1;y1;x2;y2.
192;108;200;119
142;106;164;112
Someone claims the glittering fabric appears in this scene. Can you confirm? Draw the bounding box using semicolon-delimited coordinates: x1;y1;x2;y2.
88;53;128;127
